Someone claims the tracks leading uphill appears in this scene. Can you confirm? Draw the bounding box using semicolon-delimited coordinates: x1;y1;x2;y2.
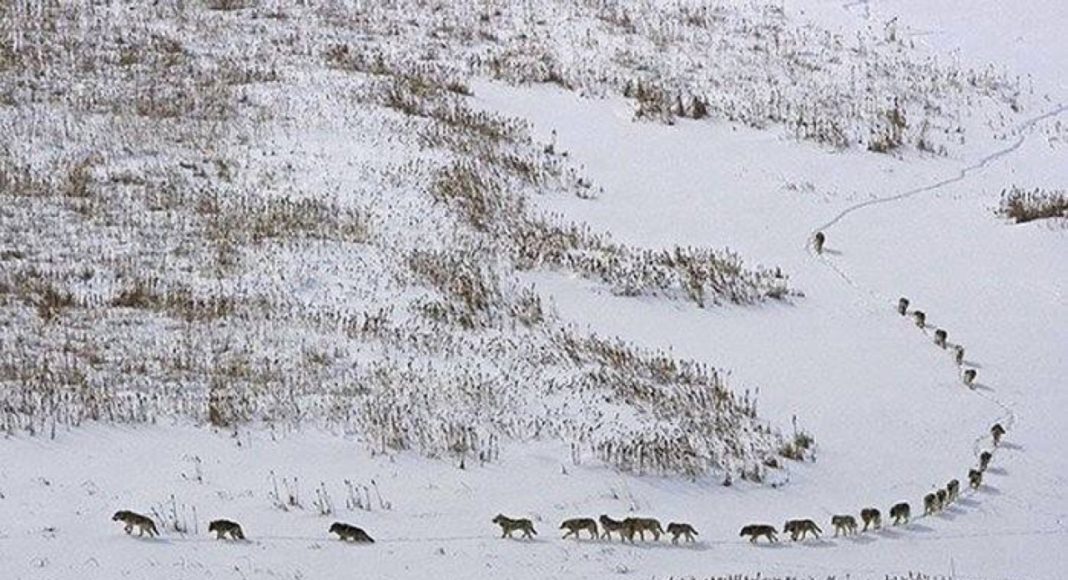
805;102;1068;544
815;102;1068;235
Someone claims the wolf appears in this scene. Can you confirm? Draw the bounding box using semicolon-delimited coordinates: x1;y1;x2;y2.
830;515;857;537
924;493;939;515
666;522;698;544
979;450;993;472
913;311;926;328
329;522;374;543
953;345;965;366
946;479;960;502
860;508;882;531
963;369;977;387
897;297;910;316
934;329;948;348
492;514;536;539
783;519;822;541
621;517;663;542
969;468;983;490
936;488;947;510
991;423;1006;446
112;511;158;537
889;502;910;525
559;518;598;540
813;232;826;253
739;524;778;543
598;514;625;540
208;519;245;540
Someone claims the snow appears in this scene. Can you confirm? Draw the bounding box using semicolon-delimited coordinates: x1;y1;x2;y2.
3;1;1067;579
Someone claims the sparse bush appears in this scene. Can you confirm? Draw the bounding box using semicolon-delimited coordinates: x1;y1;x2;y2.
868;101;908;153
997;186;1068;224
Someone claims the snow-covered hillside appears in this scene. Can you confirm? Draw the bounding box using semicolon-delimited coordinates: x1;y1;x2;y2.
2;1;1065;579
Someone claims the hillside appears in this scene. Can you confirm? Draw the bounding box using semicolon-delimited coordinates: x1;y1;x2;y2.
1;1;1066;579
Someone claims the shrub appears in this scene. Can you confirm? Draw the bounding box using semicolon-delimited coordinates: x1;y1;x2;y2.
997;186;1068;224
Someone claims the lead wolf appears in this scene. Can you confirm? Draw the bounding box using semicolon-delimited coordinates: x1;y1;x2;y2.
330;522;374;543
112;510;158;537
208;519;245;540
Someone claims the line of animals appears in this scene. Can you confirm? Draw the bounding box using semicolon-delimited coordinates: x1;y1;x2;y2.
113;421;1007;548
113;241;1009;550
813;230;1007;539
896;295;978;387
498;254;1011;549
493;514;698;544
816;231;979;389
494;421;1003;546
112;511;374;543
741;423;1004;543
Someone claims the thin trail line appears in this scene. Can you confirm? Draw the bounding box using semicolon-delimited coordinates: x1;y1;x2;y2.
815;102;1068;235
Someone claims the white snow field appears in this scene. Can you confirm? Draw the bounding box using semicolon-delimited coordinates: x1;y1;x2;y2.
2;1;1066;579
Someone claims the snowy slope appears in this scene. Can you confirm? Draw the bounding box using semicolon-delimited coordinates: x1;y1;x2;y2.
3;1;1067;579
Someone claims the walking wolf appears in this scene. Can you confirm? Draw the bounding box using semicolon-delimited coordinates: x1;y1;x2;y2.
946;479;960;502
979;450;993;472
783;519;822;541
831;515;858;536
991;423;1006;446
493;514;536;539
621;517;663;542
934;329;948;348
889;502;910;525
559;518;598;540
740;524;778;543
112;511;158;537
860;508;882;531
599;515;625;540
924;493;939;515
330;522;374;543
208;519;245;540
666;522;698;544
963;369;977;387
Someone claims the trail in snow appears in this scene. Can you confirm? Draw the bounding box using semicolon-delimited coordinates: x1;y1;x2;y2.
804;102;1066;547
132;522;1068;550
815;102;1068;235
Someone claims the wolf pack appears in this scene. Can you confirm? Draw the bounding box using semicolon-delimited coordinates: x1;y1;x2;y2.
492;514;698;544
488;288;1009;548
116;418;1001;548
488;419;1004;546
111;511;374;544
111;272;1009;551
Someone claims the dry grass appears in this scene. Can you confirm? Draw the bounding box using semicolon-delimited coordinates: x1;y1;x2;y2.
997;186;1068;224
0;0;808;479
